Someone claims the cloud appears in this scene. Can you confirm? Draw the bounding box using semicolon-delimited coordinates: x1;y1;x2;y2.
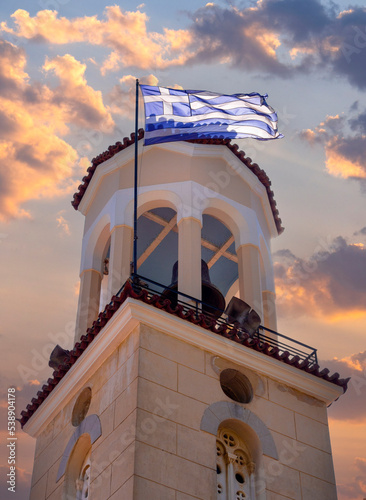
1;7;193;74
300;109;366;185
0;40;114;221
107;73;159;118
337;456;366;499
323;350;366;422
43;54;114;132
274;235;366;319
2;2;366;88
56;211;71;236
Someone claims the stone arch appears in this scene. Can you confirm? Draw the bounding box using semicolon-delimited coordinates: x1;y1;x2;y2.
124;189;181;227
203;197;261;251
200;401;278;461
57;414;102;482
203;198;244;249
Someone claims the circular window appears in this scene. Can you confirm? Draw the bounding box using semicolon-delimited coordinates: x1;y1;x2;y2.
71;387;92;427
220;369;253;404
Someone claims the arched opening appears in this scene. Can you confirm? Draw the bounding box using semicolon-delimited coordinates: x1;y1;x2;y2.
63;434;91;500
201;213;239;315
136;206;178;289
216;426;256;499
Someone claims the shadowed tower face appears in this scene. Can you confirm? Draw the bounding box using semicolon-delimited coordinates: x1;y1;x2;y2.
22;136;346;500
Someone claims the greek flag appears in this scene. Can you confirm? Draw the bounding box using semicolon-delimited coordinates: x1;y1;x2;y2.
140;85;283;146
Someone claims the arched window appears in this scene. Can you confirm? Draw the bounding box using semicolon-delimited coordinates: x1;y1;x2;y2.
216;428;256;499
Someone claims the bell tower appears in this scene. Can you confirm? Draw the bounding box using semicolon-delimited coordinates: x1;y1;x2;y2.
22;132;348;500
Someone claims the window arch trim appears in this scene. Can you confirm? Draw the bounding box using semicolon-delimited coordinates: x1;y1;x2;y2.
56;414;102;482
200;401;278;460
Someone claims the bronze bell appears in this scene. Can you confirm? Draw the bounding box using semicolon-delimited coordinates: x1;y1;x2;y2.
162;260;225;318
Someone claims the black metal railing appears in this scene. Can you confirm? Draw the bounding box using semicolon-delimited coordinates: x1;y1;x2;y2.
126;273;318;367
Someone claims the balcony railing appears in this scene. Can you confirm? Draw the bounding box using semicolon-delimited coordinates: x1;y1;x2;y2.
127;274;318;367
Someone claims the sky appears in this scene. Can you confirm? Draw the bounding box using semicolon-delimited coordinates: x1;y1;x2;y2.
0;0;365;498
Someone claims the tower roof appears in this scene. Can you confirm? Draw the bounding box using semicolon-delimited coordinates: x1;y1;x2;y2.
71;129;284;235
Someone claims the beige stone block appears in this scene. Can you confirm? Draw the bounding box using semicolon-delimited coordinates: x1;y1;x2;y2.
178;364;225;404
263;456;301;499
35;421;54;458
295;413;331;453
52;405;72;441
140;324;205;372
139;347;178;390
29;472;47;500
176;492;202;500
91;410;137;482
118;325;140;367
46;482;63;500
110;442;135;494
32;428;72;486
109;475;134;499
272;431;336;484
248;396;296;438
300;472;338;500
90;464;111;500
114;377;138;428
134;476;176;499
268;379;328;424
96;348;139;414
88;349;119;396
135;441;216;498
177;424;216;468
45;458;62;498
93;400;115;451
138;377;207;430
266;491;294;500
136;408;177;454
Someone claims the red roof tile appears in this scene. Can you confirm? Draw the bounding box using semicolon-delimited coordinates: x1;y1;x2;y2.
20;281;349;428
71;130;284;235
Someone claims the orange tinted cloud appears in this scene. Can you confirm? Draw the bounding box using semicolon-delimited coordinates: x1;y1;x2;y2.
1;7;193;74
325;147;366;179
243;23;281;58
274;236;366;320
300;112;366;181
43;54;114;132
0;40;114;221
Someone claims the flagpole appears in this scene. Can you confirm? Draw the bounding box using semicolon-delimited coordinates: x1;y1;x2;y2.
133;78;139;277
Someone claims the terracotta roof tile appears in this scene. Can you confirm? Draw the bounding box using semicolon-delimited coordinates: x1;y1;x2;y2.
20;281;349;428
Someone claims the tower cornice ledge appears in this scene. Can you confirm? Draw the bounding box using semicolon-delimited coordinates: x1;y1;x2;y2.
22;296;344;439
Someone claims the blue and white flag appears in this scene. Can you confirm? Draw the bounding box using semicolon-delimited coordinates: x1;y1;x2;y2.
140;85;283;146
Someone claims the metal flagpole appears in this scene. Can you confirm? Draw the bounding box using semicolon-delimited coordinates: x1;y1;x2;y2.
133;78;139;277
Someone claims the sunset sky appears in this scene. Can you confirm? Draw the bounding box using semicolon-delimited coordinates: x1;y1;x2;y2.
0;1;366;498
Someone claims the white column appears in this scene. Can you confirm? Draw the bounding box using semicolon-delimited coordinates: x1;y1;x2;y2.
177;216;202;301
74;269;102;342
108;224;133;298
262;290;278;335
237;244;263;318
226;453;237;500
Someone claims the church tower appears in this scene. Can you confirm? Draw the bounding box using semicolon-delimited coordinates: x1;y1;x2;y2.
21;132;348;500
